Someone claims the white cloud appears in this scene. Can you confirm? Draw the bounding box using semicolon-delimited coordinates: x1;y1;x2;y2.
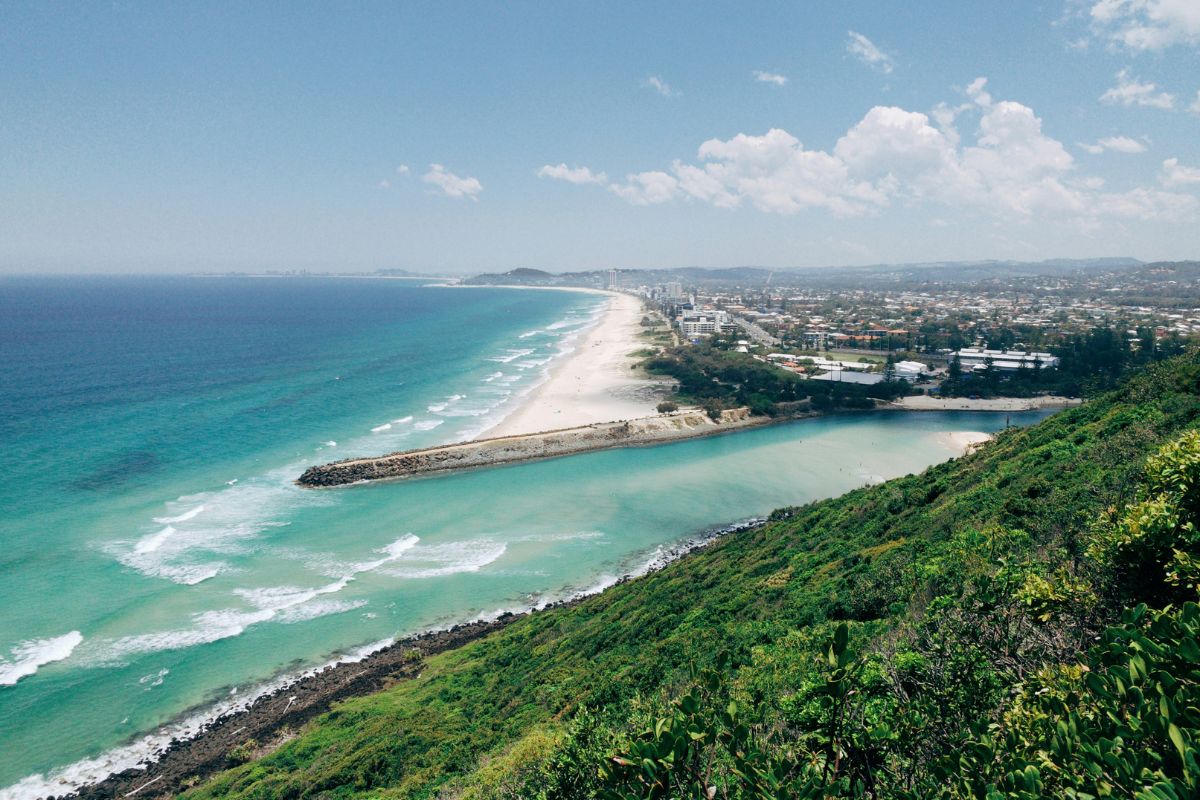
608;171;679;205
1161;157;1200;186
753;70;788;86
1100;68;1176;108
378;179;391;189
1191;90;1200;114
1089;0;1200;50
537;164;608;185
643;76;678;97
396;164;410;175
421;164;483;200
1079;135;1148;154
966;77;992;107
846;31;895;74
565;79;1198;227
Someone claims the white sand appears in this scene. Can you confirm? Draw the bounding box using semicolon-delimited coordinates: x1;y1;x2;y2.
894;395;1081;411
941;430;993;454
485;293;667;437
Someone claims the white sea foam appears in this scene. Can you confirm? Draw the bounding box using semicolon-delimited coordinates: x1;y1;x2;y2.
99;536;419;661
488;348;535;364
323;440;337;447
146;563;223;586
153;505;205;525
515;357;552;370
381;539;507;579
371;422;392;433
134;526;175;554
0;631;84;687
513;530;606;544
138;668;169;689
483;371;503;382
277;599;367;624
0;636;398;800
114;466;335;586
413;419;443;431
392;416;413;424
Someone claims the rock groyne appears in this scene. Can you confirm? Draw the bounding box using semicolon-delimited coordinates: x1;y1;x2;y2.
298;409;760;487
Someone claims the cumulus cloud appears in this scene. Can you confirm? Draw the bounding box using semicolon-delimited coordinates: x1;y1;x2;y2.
608;171;679;205
643;76;678;97
567;79;1198;228
1089;0;1200;50
421;164;483;200
1161;157;1200;186
396;164;410;175
1100;68;1176;108
966;77;992;107
537;164;608;185
1079;135;1148;154
846;31;894;73
753;70;788;86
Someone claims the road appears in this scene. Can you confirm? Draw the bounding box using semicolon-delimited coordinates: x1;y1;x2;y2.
732;315;781;347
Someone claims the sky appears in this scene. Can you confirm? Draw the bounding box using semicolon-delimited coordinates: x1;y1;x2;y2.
1;1;1199;274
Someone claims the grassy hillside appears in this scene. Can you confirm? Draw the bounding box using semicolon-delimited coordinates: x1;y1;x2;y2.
189;355;1200;799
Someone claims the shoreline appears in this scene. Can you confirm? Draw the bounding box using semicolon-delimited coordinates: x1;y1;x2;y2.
44;406;1018;799
67;517;765;800
484;291;669;438
890;395;1081;412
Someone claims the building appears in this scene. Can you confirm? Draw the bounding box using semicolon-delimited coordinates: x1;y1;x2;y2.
665;281;684;301
892;360;929;382
679;310;735;338
809;370;883;385
951;346;1059;372
607;269;618;290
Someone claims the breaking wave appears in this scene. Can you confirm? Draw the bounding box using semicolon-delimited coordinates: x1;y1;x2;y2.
0;631;84;687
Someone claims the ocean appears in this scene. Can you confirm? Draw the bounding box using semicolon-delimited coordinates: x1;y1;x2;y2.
0;276;1049;797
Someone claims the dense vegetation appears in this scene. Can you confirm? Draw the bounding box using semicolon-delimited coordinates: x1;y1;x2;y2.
642;339;913;418
939;324;1189;399
190;354;1200;799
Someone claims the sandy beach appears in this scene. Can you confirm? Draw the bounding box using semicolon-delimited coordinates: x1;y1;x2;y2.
942;430;993;454
893;395;1081;412
486;292;669;437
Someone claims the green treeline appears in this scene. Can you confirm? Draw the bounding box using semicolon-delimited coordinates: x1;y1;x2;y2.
941;325;1189;399
189;354;1200;799
642;341;912;418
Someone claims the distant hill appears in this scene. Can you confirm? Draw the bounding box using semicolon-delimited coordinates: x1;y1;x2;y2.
464;258;1147;290
462;267;557;285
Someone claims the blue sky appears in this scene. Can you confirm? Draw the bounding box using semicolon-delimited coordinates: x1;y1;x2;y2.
2;1;1198;273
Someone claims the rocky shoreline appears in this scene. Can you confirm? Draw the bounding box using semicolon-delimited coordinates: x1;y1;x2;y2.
67;517;765;800
297;408;763;487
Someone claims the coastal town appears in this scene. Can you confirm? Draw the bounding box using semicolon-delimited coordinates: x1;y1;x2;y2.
296;258;1200;493
597;259;1200;400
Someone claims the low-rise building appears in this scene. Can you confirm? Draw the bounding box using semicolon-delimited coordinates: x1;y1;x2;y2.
951;346;1059;372
679;310;736;338
892;360;930;381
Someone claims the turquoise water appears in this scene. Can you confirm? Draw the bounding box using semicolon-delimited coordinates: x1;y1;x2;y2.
0;277;1049;797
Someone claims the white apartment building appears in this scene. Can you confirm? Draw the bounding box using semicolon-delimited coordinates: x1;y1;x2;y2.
951;346;1059;372
679;310;735;338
